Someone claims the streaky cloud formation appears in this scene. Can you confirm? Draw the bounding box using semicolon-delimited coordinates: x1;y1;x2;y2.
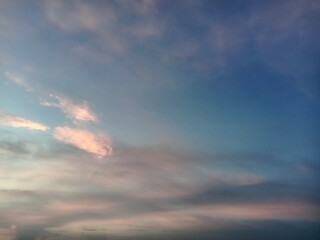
0;0;319;239
41;94;98;123
4;70;98;124
0;110;49;131
0;143;318;239
2;69;111;159
4;71;33;92
44;0;164;60
53;126;112;158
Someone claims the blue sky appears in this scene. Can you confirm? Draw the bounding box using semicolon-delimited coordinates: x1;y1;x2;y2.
0;0;319;239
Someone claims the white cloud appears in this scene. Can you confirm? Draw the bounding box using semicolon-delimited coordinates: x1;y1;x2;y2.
53;126;112;158
0;110;49;131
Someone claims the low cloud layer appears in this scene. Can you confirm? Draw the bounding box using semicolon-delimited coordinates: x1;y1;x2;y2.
0;110;49;131
0;142;319;239
53;126;112;158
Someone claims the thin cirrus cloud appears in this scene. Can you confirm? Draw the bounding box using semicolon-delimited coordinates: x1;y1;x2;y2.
4;71;33;92
3;70;111;158
4;71;97;124
41;94;98;123
0;143;318;239
44;0;164;61
0;110;49;131
53;126;112;158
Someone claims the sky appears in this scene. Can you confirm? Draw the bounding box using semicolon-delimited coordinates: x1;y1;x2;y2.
0;0;319;239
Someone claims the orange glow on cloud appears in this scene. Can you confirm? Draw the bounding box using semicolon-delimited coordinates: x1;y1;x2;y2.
53;126;112;158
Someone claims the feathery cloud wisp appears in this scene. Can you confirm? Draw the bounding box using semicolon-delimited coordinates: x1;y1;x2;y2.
0;111;49;131
4;71;33;92
41;94;97;123
53;126;112;158
4;71;97;124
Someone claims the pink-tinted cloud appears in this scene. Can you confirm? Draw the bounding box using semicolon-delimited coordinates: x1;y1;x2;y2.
0;111;49;131
0;227;13;240
4;72;98;124
41;94;97;123
53;126;112;158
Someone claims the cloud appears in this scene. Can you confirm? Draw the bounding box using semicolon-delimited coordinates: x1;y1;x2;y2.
44;0;165;62
44;0;125;57
0;143;319;239
41;94;97;123
44;0;111;33
4;71;33;92
0;110;49;131
4;71;98;124
0;140;32;160
53;126;112;158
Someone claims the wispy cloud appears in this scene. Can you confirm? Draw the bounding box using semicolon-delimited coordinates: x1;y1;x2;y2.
53;126;112;158
0;142;319;239
0;140;32;160
3;70;111;157
44;0;165;61
41;94;97;123
4;71;33;92
0;110;49;131
3;70;98;124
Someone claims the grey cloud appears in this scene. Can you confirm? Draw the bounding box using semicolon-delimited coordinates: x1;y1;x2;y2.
180;180;320;207
11;221;320;240
0;140;30;156
157;221;320;240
